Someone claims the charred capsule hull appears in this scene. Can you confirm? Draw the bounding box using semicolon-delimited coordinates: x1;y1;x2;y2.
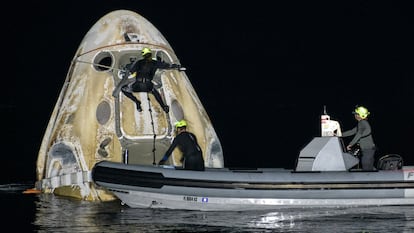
92;160;414;211
35;10;224;201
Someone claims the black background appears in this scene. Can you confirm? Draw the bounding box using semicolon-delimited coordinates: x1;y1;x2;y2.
3;1;413;183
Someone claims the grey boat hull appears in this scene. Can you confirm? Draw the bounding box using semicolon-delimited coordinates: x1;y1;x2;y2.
92;161;414;211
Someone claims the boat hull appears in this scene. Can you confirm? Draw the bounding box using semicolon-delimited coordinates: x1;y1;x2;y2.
92;161;414;211
113;190;414;211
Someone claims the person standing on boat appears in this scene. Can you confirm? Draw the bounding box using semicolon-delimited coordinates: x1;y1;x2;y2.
158;120;205;171
113;47;180;113
341;106;376;171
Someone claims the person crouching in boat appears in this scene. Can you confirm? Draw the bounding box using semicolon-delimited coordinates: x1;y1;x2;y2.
158;120;205;171
341;105;376;171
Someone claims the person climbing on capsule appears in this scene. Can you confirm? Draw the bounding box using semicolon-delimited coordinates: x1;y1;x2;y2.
158;120;205;171
113;47;181;113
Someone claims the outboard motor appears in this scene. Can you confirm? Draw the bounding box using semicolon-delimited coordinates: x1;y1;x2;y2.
377;154;403;170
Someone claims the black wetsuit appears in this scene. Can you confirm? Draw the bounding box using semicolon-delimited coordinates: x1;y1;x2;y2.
163;131;205;171
342;119;376;170
121;57;176;112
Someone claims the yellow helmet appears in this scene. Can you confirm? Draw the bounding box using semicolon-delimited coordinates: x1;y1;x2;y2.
175;120;187;129
141;47;152;57
353;106;370;119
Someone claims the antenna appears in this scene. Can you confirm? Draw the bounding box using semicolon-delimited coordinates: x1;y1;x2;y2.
323;105;327;115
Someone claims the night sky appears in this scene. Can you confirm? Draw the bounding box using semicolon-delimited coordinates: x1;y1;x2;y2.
3;1;413;183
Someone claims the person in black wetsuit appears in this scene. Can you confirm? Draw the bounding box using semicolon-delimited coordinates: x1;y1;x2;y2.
158;120;205;171
114;47;180;113
341;105;376;171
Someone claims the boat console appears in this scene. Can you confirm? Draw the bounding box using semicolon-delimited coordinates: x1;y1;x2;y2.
295;136;359;171
295;109;359;171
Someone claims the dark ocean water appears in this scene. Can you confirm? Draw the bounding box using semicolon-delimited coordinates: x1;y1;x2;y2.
2;183;413;233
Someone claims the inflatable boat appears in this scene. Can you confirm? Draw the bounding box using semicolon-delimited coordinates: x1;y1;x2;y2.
92;132;414;211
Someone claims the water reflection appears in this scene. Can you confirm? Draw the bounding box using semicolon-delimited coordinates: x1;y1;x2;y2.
33;194;414;233
34;194;123;232
246;206;414;233
1;185;412;233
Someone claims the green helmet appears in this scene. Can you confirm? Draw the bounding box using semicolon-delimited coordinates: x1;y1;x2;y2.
353;106;370;119
175;120;187;129
141;47;152;57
